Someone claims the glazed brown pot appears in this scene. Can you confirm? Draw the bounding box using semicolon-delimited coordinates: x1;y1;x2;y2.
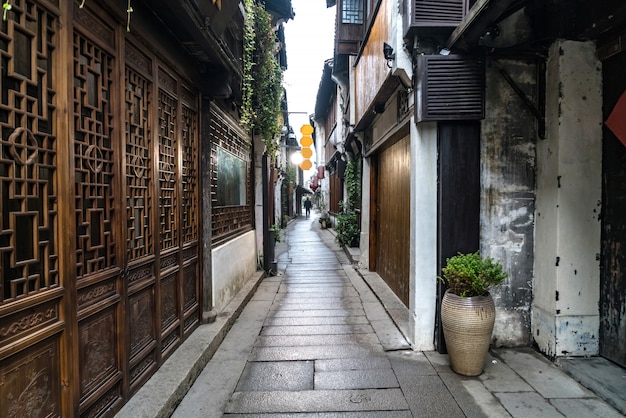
441;290;495;376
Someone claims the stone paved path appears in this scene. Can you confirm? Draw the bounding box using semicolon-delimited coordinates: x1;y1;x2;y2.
170;215;624;418
222;216;420;416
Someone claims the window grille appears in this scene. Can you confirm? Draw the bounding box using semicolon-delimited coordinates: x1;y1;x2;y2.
342;0;363;24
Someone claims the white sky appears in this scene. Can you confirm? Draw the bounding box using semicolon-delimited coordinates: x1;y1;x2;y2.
283;1;336;136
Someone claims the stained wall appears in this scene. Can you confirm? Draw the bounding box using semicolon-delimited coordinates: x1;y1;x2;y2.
481;58;537;346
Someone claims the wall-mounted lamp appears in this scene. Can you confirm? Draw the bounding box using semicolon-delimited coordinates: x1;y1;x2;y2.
383;42;395;68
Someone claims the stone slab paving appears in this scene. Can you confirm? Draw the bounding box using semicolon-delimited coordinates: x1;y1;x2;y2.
495;392;565;417
224;389;410;414
494;349;592;398
255;333;381;347
158;217;624;418
264;315;369;326
559;356;626;415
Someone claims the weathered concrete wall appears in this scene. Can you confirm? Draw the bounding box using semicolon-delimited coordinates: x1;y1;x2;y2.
533;40;602;358
212;230;258;313
482;58;537;347
410;121;438;351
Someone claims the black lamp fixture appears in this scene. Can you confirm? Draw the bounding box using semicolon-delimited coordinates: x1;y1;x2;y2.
383;42;395;68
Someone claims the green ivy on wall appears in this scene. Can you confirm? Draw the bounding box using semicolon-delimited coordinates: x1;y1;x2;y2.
242;0;283;158
344;158;361;212
336;158;362;247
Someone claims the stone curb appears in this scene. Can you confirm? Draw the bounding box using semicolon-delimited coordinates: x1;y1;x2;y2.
115;270;265;418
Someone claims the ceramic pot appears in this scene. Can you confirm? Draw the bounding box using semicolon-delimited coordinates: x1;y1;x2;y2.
441;290;495;376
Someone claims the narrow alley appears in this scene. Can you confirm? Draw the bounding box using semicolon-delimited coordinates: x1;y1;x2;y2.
119;215;623;417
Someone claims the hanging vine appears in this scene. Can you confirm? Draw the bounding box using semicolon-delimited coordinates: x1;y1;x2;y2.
76;0;132;32
3;0;11;21
242;0;283;158
241;0;255;131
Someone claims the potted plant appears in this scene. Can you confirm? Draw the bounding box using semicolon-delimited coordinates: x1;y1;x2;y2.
439;251;507;376
318;212;331;229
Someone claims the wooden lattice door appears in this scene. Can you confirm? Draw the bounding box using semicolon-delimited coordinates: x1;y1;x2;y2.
72;17;126;415
0;2;63;417
0;2;202;415
155;69;200;361
124;49;158;395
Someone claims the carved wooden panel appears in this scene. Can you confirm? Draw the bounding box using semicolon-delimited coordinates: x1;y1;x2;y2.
181;104;198;244
73;31;117;279
0;0;59;303
0;301;58;347
160;272;178;331
125;67;154;261
81;383;122;418
158;89;178;251
182;260;198;336
129;288;155;358
77;280;117;312
0;338;61;418
129;351;156;391
78;308;118;401
183;261;197;312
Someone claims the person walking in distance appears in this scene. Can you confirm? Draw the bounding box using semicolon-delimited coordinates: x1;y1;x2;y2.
304;196;312;219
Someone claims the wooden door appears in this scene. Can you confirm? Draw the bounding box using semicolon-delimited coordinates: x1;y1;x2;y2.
600;49;626;368
1;2;201;416
435;122;480;353
71;12;126;415
0;2;64;417
375;135;411;305
155;68;200;362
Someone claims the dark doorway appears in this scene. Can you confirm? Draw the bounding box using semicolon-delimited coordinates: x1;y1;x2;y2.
600;49;626;368
436;122;481;352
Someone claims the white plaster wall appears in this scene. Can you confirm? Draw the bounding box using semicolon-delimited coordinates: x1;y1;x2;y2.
533;40;602;357
212;230;258;313
274;178;282;226
254;135;266;258
359;155;371;269
390;0;412;88
410;121;438;351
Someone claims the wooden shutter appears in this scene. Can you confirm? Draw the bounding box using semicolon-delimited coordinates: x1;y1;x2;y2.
414;0;468;25
405;0;469;38
415;55;485;122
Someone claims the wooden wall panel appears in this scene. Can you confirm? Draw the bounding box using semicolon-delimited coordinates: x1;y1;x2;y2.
354;0;392;124
375;135;410;305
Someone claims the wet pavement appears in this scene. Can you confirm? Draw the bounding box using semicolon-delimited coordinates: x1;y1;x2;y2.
118;214;625;418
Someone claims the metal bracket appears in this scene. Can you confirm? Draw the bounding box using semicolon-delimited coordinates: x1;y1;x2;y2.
495;59;546;139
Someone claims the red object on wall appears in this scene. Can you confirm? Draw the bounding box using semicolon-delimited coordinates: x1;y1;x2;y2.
317;165;325;179
606;90;626;148
311;175;319;191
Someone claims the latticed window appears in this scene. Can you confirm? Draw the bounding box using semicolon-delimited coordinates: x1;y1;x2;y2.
342;0;363;24
0;1;59;302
